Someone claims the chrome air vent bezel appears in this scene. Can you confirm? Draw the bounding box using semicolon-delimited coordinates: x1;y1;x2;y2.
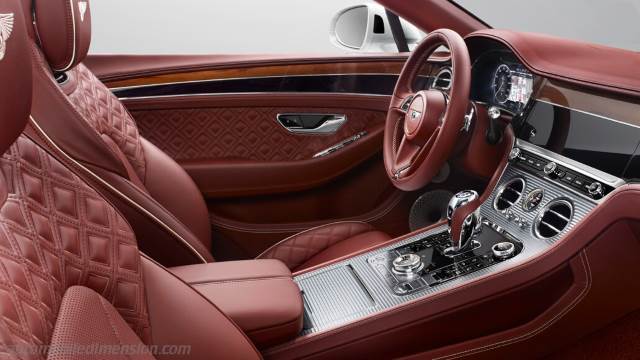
493;177;526;212
534;199;574;239
433;67;452;91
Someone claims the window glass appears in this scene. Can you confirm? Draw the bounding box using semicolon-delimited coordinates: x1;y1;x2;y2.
89;0;423;54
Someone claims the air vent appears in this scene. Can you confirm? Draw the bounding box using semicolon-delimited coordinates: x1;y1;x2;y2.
433;68;452;90
535;200;573;238
494;178;525;211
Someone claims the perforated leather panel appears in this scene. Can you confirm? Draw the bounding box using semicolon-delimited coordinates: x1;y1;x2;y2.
0;135;150;357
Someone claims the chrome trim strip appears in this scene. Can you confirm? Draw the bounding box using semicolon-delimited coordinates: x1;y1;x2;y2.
516;139;626;189
28;116;209;264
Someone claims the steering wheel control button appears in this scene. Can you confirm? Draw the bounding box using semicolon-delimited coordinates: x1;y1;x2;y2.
392;253;424;276
492;242;516;260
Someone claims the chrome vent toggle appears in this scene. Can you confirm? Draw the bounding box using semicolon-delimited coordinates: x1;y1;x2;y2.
535;200;573;238
494;178;525;211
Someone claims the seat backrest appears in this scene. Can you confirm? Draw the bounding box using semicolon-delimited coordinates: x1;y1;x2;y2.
28;0;213;267
0;2;261;358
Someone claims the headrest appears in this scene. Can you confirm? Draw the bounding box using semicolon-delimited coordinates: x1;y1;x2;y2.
0;0;32;155
33;0;91;72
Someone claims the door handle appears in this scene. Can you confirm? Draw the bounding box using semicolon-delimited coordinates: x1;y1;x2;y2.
277;113;347;134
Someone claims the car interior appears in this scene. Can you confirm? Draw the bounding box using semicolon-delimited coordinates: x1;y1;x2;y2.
0;0;640;358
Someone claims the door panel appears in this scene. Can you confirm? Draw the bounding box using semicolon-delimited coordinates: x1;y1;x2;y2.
90;54;438;259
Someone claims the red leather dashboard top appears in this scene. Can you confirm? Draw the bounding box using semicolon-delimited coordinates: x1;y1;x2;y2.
468;29;640;96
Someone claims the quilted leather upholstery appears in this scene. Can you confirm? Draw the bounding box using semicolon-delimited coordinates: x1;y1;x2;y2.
257;222;380;270
0;135;150;358
133;107;385;162
66;64;147;181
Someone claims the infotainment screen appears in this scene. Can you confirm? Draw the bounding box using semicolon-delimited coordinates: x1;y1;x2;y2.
515;101;640;177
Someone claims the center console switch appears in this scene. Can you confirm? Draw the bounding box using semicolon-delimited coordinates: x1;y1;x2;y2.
510;148;613;200
368;225;523;296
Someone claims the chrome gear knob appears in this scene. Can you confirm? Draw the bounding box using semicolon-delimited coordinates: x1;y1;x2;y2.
446;190;482;254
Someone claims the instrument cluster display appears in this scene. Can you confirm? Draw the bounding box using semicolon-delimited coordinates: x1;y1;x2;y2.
470;50;536;116
491;63;534;113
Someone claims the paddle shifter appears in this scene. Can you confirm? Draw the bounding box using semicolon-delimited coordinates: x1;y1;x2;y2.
445;190;482;255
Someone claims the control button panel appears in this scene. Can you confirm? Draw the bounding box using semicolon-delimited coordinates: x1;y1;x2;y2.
368;226;523;295
509;149;613;200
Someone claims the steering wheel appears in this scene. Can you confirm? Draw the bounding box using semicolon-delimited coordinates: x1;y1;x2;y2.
384;29;471;191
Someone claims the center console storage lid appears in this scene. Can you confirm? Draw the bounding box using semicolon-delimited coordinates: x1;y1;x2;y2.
170;259;303;349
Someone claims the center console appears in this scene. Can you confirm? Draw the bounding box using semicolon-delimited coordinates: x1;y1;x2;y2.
295;138;622;335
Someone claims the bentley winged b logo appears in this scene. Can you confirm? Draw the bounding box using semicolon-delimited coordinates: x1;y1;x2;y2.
411;110;422;120
0;13;14;61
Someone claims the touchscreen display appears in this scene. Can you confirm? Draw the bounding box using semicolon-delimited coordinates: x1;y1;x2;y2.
516;101;640;177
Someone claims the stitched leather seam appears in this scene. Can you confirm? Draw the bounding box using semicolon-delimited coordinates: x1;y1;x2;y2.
98;295;131;359
56;0;77;72
433;251;592;359
190;277;292;286
28;117;208;263
210;191;404;234
247;315;302;337
255;221;372;259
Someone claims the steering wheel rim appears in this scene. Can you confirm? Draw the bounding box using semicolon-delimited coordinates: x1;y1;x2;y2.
383;29;471;191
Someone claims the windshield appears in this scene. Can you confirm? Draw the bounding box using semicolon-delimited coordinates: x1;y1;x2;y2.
453;0;640;52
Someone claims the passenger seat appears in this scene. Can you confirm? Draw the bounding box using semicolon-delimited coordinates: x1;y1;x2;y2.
0;1;261;358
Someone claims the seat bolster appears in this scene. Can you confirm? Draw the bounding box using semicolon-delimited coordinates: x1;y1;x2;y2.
257;222;391;271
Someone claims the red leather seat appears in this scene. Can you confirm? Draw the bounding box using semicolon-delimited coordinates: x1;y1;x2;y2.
26;0;391;270
0;1;263;358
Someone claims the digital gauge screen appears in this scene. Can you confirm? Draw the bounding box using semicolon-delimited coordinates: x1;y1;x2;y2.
491;64;534;113
508;71;534;104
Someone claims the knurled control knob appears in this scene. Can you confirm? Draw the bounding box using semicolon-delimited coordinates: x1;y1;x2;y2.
392;253;424;275
587;181;604;199
509;148;522;162
543;162;557;175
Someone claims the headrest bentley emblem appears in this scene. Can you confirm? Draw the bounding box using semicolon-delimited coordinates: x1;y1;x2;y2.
0;13;14;61
78;1;88;22
411;110;422;120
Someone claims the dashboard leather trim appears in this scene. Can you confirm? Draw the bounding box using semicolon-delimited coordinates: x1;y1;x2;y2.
467;29;640;97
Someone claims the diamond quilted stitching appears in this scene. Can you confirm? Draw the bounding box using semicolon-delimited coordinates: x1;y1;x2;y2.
66;64;147;181
0;136;150;356
134;107;385;162
259;222;374;269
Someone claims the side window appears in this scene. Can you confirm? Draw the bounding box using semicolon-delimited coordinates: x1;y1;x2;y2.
89;0;424;54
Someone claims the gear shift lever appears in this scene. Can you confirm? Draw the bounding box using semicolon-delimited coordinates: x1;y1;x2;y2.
446;190;482;255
